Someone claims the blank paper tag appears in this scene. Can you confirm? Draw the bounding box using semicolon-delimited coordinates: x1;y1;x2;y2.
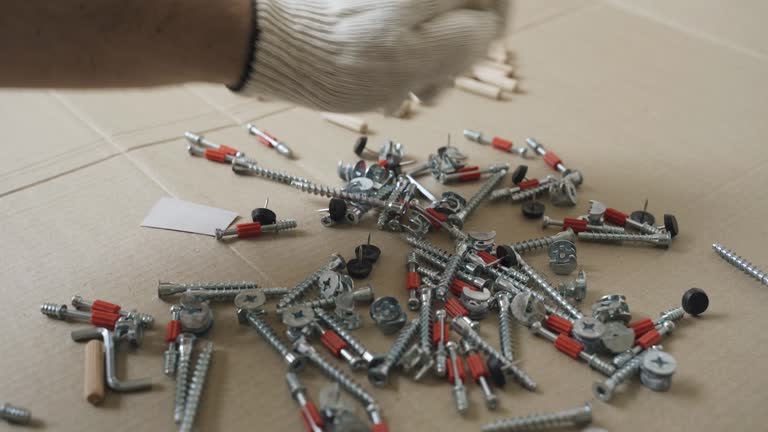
141;197;238;236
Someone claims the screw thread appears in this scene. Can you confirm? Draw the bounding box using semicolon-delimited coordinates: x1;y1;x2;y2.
278;297;335;314
519;261;583;320
301;346;376;406
0;404;31;425
291;181;386;208
713;244;768;285
506;236;553;254
498;307;515;361
125;311;155;327
656;307;685;324
455;169;508;221
510;183;550;202
381;318;421;371
587;224;626;234
586;355;617;376
609;355;644;386
419;289;434;355
158;281;260;298
174;346;194;423
405;236;451;259
481;404;591;432
490;188;514;201
40;303;67;319
163;348;179;376
179;342;214;432
314;309;372;358
377;178;409;230
238;159;309;184
278;273;323;309
578;232;667;244
436;254;463;301
247;314;294;361
416;266;439;281
484;264;530;285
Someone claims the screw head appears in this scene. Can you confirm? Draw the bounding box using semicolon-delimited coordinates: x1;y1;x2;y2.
234;290;266;312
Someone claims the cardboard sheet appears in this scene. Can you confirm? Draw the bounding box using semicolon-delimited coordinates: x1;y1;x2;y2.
1;2;768;431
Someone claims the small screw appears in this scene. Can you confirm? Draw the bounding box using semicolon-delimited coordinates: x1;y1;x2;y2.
0;403;31;425
713;243;768;285
481;403;592;432
446;341;469;415
448;168;509;229
178;342;214;432
578;232;672;248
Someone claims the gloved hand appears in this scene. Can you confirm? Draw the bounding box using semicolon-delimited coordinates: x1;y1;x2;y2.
236;0;509;112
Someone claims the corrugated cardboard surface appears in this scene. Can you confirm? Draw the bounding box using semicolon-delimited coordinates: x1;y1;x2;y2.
2;1;768;430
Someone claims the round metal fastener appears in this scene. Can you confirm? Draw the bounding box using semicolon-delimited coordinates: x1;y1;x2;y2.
234;290;266;311
600;322;635;354
282;304;315;329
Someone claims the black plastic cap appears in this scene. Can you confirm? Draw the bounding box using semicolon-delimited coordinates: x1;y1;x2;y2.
487;357;506;388
346;259;373;279
355;244;382;264
682;288;709;316
353;136;368;156
511;165;529;185
630;210;656;226
251;208;277;225
522;201;546;219
664;214;679;238
328;198;348;222
495;245;518;267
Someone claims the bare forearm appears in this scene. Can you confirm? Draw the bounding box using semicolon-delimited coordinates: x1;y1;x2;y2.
0;0;252;88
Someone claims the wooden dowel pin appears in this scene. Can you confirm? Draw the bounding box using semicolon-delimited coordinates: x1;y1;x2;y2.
85;339;105;405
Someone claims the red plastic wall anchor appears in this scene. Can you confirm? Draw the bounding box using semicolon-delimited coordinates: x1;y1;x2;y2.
554;334;584;359
563;218;588;233
476;251;497;265
377;160;389;168
458;166;479;173
545;314;574;335
636;328;662;349
466;352;489;381
444;297;469;318
90;310;120;330
165;320;182;343
91;300;121;314
518;179;540;190
447;356;467;382
450;279;478;297
604;208;629;226
256;131;278;148
432;322;450;345
459;171;482;182
425;208;447;223
491;137;514;152
320;330;348;357
371;422;390;432
406;272;421;291
299;402;325;431
542;151;563;170
204;148;228;163
629;318;655;338
217;145;239;157
235;222;263;238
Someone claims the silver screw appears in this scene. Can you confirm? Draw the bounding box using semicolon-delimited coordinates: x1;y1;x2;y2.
446;342;469;415
434;310;448;377
377;177;409;231
184;287;290;303
594;347;658;402
481;403;592;432
245;124;293;158
276;286;374;315
515;253;583;320
215;219;298;240
163;305;182;377
406;252;422;311
232;157;309;184
495;292;515;361
291;180;389;209
278;254;347;309
500;229;576;254
71;295;154;328
490;176;556;202
418;287;434;359
40;303;109;325
241;310;305;372
713;243;768;285
179;341;214;432
368;318;420;386
157;280;262;298
542;216;625;234
293;340;377;408
625;217;664;235
174;333;196;424
451;317;537;391
0;403;31;425
578;232;672;249
449;168;508;228
413;249;489;289
314;308;377;365
530;323;616;376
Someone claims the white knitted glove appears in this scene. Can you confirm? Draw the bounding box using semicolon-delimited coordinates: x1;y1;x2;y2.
235;0;508;112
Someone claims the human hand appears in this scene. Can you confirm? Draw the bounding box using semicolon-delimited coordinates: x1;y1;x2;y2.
236;0;509;112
